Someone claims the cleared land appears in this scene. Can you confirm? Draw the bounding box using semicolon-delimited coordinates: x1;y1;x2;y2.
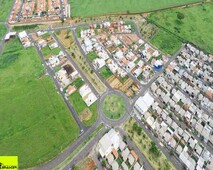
148;3;213;53
150;29;182;55
124;119;176;170
0;39;79;168
0;0;14;21
70;0;202;17
102;94;126;120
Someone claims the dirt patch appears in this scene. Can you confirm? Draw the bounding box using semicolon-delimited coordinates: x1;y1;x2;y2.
57;30;74;48
120;34;139;46
76;157;96;170
79;108;92;121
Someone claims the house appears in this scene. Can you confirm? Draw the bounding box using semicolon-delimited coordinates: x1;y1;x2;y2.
84;92;97;107
121;162;128;170
98;129;120;157
134;92;154;115
130;150;138;161
66;85;76;95
107;153;114;165
111;161;119;170
112;148;118;159
134;162;142;170
128;154;135;166
4;32;16;41
119;140;126;151
122;148;130;161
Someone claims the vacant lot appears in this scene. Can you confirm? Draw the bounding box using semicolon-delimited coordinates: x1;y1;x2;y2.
124;119;175;170
0;39;79;168
0;0;14;21
69;91;98;126
150;29;182;55
148;3;213;53
102;94;126;120
41;46;61;59
99;66;113;79
70;0;202;17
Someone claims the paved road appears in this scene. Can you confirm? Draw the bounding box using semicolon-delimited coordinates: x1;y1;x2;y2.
63;127;106;170
98;90;131;127
29;34;86;133
118;128;153;170
71;29;111;90
52;33;100;97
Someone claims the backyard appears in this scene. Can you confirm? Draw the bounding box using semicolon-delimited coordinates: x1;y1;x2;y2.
102;94;126;120
0;39;79;168
70;0;202;17
123;118;176;170
148;2;213;53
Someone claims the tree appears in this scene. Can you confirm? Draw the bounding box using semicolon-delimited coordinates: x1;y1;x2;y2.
102;160;106;167
177;12;185;20
149;141;161;157
133;122;138;131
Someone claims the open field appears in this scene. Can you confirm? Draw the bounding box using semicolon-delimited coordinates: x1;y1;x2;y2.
0;24;7;40
102;94;126;120
123;118;175;170
0;0;14;21
70;0;202;17
150;29;182;55
0;38;79;168
148;2;213;54
69;91;98;126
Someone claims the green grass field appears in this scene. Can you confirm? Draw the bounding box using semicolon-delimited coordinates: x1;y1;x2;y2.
0;39;79;168
0;0;14;21
148;3;213;53
69;91;98;126
71;77;85;89
70;0;202;17
87;51;98;62
102;94;126;120
0;24;7;40
41;46;61;59
150;29;182;55
99;66;113;79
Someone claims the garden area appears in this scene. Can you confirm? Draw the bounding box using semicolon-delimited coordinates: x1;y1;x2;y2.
0;38;79;168
102;94;126;120
123;118;175;170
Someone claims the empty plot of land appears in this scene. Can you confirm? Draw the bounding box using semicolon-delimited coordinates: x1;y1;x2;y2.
0;39;79;168
148;3;213;53
70;0;202;17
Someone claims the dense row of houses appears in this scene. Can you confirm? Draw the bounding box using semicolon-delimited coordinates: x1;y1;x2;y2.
134;44;213;170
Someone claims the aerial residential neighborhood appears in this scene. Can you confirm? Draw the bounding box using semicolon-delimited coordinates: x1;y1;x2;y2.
0;0;212;170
